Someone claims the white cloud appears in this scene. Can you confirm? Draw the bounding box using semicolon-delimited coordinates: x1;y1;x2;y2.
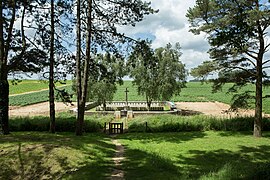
118;0;210;70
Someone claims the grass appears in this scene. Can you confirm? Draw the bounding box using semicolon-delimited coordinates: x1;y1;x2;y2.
126;114;270;132
0;132;115;180
9;85;73;106
9;80;72;95
9;112;113;132
114;81;270;113
118;131;270;179
8;80;270;113
2;131;270;179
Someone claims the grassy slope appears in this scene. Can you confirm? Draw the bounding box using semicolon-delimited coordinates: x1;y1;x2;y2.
118;131;270;179
0;132;114;180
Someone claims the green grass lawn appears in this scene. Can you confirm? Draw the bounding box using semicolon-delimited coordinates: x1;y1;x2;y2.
118;131;270;179
2;131;270;179
0;132;114;180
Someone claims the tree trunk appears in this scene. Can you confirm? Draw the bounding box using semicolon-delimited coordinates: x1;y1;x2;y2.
76;0;92;136
0;1;9;135
0;79;9;135
254;60;263;137
254;8;264;137
75;0;83;135
146;95;151;110
49;0;55;133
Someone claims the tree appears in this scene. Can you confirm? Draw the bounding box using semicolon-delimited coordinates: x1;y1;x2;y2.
187;0;270;137
0;1;48;134
128;41;187;109
155;43;187;101
49;0;56;133
75;0;156;135
87;53;124;109
128;40;159;109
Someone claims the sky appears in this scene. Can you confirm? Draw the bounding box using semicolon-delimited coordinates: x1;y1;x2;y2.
117;0;210;73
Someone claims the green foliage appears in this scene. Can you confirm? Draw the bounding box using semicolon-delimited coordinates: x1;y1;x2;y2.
9;113;112;132
87;53;125;107
127;115;270;133
190;61;218;81
187;0;270;136
128;41;187;108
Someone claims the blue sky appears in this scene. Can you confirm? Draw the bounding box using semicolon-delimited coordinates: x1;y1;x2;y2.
14;0;270;80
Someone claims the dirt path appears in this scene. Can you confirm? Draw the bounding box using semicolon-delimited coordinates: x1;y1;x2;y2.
111;137;125;180
9;102;74;117
176;101;255;117
9;101;257;117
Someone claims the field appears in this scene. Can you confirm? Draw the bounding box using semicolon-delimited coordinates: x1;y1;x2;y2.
9;80;72;95
114;81;270;113
9;80;73;106
1;131;270;179
8;80;270;113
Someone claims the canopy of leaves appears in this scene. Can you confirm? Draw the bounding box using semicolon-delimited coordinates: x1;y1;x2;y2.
128;41;187;105
187;0;270;109
87;53;125;105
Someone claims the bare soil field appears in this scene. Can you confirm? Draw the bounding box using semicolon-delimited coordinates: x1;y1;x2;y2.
9;101;256;117
9;102;74;117
175;101;255;117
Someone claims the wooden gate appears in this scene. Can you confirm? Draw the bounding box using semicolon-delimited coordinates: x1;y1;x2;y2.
108;122;124;134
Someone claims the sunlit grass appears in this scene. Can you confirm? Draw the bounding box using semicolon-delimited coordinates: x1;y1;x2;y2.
0;132;114;180
118;131;270;179
9;80;72;95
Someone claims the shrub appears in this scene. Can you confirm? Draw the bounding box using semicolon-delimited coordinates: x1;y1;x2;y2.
9;113;113;132
127;115;270;132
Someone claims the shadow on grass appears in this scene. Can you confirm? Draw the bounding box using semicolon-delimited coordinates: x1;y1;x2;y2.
0;132;115;180
119;132;270;179
180;109;203;116
119;131;206;144
122;148;182;180
177;145;270;179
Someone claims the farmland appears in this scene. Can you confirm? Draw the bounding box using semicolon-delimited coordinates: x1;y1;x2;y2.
8;80;270;113
115;81;270;113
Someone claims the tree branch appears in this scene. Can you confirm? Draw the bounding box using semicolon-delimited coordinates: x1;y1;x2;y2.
262;59;270;65
4;0;16;64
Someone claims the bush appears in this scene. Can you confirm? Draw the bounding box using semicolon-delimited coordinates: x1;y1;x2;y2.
127;115;270;132
9;113;113;132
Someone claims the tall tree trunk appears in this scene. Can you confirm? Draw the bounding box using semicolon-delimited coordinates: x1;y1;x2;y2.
49;0;56;133
254;63;262;137
75;0;82;135
254;8;264;137
0;1;9;134
76;0;92;136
